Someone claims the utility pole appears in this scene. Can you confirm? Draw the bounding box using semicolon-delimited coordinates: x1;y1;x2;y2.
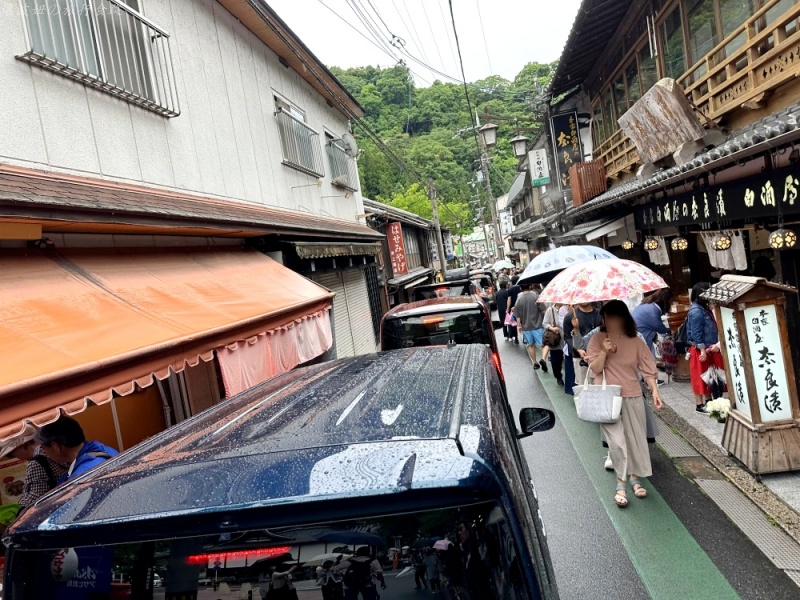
476;120;504;261
428;180;448;279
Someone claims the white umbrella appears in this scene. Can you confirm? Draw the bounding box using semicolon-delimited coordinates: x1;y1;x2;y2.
302;553;344;567
518;245;617;284
492;259;515;272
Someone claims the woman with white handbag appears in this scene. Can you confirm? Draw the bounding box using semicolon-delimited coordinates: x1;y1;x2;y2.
584;301;663;508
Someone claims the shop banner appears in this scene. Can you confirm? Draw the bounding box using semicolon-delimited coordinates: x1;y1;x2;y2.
550;111;582;189
387;221;408;276
528;148;551;186
635;163;800;229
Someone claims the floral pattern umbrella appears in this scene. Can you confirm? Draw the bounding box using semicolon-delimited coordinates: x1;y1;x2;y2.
538;259;668;305
518;245;616;284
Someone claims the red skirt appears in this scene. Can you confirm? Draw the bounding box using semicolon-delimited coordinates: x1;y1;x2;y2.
688;347;725;395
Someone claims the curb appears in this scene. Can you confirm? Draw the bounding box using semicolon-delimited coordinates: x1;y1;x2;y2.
657;401;800;545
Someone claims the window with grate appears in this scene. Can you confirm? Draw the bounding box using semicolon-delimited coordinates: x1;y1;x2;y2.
325;132;359;191
18;0;179;117
274;95;325;177
364;264;383;341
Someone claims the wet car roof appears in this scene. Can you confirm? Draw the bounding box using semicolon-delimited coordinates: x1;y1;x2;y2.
8;346;503;544
383;296;484;318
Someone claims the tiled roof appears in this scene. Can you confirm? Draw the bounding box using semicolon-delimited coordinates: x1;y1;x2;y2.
568;101;800;219
0;164;382;241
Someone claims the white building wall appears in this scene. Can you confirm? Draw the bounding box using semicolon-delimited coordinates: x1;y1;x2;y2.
0;0;364;224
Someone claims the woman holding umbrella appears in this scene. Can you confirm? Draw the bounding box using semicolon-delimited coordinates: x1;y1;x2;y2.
585;301;663;508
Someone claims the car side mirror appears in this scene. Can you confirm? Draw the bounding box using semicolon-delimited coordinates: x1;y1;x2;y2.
517;408;556;438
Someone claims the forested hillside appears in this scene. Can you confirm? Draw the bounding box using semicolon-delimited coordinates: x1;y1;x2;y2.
330;62;556;232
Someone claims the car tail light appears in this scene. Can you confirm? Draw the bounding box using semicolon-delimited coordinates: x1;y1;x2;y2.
423;316;445;324
492;352;505;381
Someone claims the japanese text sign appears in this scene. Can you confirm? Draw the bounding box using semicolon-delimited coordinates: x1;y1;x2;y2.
743;305;792;422
550;111;582;190
635;164;800;229
387;221;408;276
528;148;551;186
719;307;752;419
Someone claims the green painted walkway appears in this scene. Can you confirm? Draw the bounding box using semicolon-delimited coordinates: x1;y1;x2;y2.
536;372;740;600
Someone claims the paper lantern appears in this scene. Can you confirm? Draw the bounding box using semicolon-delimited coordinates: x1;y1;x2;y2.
769;228;797;250
622;239;635;250
643;238;659;251
713;233;732;251
671;237;688;251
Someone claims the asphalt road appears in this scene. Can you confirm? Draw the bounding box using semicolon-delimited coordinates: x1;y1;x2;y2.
496;331;800;600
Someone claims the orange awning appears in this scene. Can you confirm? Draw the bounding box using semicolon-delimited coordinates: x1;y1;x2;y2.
0;248;332;449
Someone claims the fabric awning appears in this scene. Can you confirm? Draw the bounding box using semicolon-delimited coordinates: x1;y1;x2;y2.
292;241;382;260
0;248;333;449
387;267;432;287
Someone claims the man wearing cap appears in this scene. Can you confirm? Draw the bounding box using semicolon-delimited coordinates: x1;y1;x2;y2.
6;439;68;509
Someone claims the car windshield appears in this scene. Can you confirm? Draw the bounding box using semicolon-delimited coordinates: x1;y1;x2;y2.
382;309;492;349
471;276;493;291
412;283;471;301
6;501;534;600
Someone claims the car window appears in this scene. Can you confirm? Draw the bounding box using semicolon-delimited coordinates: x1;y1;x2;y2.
382;310;492;349
412;284;471;301
7;502;532;600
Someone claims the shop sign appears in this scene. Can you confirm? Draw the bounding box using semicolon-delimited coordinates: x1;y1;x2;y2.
635;164;800;229
720;307;751;419
387;221;408;276
550;111;582;189
529;148;551;186
744;305;792;422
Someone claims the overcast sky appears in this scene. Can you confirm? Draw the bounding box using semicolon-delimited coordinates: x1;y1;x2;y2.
267;0;583;85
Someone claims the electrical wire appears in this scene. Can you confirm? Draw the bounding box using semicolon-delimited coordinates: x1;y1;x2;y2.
419;0;446;72
475;0;494;74
437;0;459;73
393;0;430;64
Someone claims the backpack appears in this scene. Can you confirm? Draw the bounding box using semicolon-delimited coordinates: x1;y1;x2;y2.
32;455;58;491
343;558;373;589
674;319;688;354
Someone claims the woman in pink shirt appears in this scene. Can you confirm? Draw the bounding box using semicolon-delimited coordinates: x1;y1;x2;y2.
585;300;663;508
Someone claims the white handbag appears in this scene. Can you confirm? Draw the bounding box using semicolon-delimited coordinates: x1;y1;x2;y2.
573;370;623;424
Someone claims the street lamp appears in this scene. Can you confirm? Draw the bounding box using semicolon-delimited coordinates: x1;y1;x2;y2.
479;123;499;148
510;134;530;158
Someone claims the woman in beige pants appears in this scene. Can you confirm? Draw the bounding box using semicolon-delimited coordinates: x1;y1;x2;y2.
585;300;663;508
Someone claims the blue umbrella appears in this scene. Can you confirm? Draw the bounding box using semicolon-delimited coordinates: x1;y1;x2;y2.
319;531;386;546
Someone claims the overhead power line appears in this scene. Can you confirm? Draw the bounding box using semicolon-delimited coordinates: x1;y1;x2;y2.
393;0;430;64
475;0;494;74
419;0;446;72
437;0;459;72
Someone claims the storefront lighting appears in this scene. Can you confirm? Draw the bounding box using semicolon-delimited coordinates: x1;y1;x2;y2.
769;228;797;250
670;237;688;251
713;233;732;251
622;239;635;250
510;134;530;158
643;238;659;251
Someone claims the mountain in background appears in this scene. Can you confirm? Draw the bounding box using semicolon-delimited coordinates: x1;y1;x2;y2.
330;61;557;233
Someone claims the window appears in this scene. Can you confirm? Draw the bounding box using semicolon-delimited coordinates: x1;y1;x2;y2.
625;61;642;107
274;95;325;177
614;73;628;118
662;6;687;79
592;102;605;147
19;0;179;117
325;132;359;191
685;0;718;70
402;227;422;270
602;87;616;139
364;264;383;341
639;45;659;92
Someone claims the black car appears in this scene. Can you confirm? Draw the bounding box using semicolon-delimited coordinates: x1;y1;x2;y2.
411;279;482;302
4;346;558;600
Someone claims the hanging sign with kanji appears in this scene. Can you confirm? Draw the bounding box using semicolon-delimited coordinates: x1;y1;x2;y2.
387;221;408;276
550;111;582;190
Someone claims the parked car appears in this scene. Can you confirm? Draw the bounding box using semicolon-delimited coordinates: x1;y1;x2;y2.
380;297;502;381
411;279;482;302
4;346;558;600
152;574;162;588
470;270;497;308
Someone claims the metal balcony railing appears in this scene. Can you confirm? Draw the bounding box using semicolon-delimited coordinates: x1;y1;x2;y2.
275;108;325;178
17;0;180;117
326;139;359;191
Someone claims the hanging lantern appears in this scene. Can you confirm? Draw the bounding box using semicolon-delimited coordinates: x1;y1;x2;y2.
644;238;659;251
479;123;499;148
622;239;635;250
769;228;797;250
510;134;530;158
713;233;732;251
670;236;688;251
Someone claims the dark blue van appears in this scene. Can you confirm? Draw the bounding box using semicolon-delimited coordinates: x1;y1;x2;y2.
3;346;558;600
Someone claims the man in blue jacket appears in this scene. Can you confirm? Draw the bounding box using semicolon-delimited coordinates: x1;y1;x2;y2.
35;416;118;482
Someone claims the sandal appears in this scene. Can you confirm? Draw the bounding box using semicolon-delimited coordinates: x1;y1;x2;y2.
614;483;628;508
630;477;648;498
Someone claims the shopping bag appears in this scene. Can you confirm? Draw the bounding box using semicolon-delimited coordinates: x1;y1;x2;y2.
573;370;623;424
504;312;514;326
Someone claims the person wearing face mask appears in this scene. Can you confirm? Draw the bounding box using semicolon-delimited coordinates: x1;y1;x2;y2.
35;416;118;483
585;301;663;509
